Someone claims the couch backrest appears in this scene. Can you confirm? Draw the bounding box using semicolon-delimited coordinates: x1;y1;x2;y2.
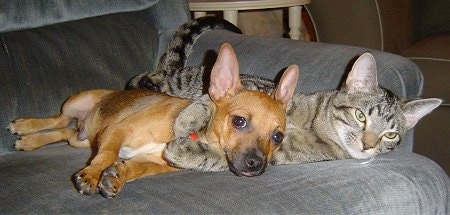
307;0;416;54
414;0;450;39
307;0;450;54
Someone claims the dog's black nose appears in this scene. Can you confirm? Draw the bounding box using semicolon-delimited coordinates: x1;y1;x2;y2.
245;154;263;172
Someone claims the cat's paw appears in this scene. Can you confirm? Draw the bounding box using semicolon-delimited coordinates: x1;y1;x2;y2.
165;137;204;167
165;138;227;172
173;95;212;137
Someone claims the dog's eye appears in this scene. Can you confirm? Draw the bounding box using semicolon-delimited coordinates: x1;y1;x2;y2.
271;132;284;144
232;116;247;129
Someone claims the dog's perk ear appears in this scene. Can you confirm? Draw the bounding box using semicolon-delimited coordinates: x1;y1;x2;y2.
209;43;242;102
272;65;299;109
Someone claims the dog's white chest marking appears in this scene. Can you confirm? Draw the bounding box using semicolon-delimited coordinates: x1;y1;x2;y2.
119;143;166;159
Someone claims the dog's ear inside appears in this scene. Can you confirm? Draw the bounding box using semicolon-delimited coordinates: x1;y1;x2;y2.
272;65;299;109
208;43;242;102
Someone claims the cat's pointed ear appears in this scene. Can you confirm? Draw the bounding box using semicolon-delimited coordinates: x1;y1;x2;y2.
272;65;299;109
208;43;242;102
403;98;442;130
344;53;378;93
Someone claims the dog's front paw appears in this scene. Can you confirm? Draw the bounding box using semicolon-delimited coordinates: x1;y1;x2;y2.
165;138;227;172
99;165;126;199
73;167;100;196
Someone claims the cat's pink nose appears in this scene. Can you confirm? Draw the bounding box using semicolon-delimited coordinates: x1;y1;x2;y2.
363;132;378;150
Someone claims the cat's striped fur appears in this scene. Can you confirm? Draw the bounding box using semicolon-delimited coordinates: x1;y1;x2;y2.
127;16;274;98
128;17;441;171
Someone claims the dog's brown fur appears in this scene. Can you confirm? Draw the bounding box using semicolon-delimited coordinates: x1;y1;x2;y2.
8;43;299;198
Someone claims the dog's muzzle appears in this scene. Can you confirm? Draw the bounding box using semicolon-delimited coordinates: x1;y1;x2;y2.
228;148;267;177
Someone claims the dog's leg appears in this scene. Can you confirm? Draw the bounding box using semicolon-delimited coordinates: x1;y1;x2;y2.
9;89;114;150
98;153;179;198
14;127;89;151
8;114;73;136
73;124;128;195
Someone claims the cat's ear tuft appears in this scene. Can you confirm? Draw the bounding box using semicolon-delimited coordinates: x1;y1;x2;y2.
208;43;242;102
272;65;299;109
344;53;378;93
403;98;442;130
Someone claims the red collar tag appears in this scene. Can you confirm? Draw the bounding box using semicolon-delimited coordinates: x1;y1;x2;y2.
189;132;199;141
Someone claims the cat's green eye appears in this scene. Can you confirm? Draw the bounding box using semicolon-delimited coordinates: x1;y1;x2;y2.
384;132;398;139
354;109;366;122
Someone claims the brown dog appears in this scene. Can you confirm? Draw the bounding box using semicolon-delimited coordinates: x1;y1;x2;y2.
8;43;299;198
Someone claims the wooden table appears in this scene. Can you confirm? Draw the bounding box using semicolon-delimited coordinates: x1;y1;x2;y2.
188;0;311;40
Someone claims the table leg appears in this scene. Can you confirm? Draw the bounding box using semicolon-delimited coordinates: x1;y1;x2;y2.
223;10;238;26
194;11;207;18
288;6;303;40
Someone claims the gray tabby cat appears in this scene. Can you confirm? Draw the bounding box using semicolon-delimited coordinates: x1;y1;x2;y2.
128;17;442;172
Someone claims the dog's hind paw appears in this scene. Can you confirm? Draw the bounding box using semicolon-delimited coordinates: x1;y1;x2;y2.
8;118;47;136
99;166;125;199
8;118;31;135
14;136;39;151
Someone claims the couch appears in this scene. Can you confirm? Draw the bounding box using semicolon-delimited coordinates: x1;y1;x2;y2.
1;0;449;214
306;0;450;175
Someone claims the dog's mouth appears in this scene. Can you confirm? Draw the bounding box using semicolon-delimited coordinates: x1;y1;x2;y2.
227;159;267;177
229;167;265;177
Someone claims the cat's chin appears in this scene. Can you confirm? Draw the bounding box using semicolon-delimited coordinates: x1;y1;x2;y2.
345;147;376;160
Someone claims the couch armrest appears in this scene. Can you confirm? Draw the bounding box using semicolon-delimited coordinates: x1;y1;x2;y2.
306;0;416;54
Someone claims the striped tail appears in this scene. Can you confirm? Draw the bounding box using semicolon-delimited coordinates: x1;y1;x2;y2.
157;16;242;70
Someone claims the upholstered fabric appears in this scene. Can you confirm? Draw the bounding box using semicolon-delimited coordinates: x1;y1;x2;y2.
1;1;449;214
418;0;450;38
0;0;158;33
1;145;449;214
402;35;450;101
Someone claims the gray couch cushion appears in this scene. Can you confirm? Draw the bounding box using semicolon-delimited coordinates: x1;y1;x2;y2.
0;145;448;214
0;0;158;33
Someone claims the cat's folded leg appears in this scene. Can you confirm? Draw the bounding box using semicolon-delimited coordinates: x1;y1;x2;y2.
165;94;228;171
173;94;212;137
165;137;228;171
